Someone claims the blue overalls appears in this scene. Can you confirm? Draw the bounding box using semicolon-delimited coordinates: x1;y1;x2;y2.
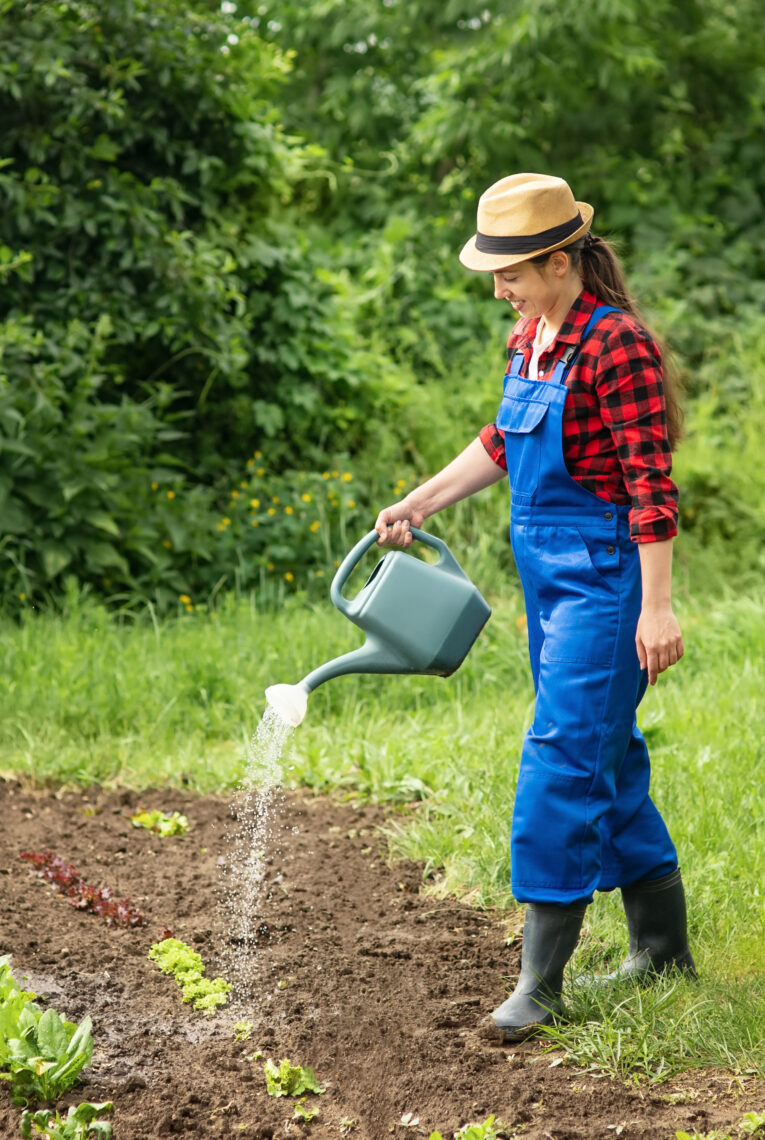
497;305;678;906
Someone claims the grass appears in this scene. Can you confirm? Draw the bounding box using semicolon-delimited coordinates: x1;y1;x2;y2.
1;545;764;1084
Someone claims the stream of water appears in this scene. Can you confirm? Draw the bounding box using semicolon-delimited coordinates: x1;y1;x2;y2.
220;705;295;999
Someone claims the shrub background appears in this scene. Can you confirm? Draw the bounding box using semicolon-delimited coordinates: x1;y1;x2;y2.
2;0;765;607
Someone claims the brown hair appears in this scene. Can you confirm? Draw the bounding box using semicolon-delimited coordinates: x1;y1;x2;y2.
534;235;684;449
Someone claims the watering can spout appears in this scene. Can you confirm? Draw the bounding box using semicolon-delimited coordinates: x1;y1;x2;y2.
265;527;491;727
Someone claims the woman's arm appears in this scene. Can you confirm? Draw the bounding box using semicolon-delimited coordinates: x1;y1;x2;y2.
636;538;684;685
375;437;505;547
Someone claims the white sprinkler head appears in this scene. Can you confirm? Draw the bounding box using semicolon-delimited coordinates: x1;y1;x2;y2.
264;681;310;727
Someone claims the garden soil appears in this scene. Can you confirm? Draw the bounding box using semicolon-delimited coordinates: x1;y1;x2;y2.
0;777;761;1139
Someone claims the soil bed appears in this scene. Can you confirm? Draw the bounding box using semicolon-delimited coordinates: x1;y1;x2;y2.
0;778;761;1139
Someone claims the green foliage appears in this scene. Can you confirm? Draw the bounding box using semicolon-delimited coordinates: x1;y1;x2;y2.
19;1101;114;1140
263;1057;325;1097
0;958;93;1108
130;808;189;836
147;938;231;1014
293;1097;320;1123
427;1118;507;1140
674;1119;765;1140
0;0;415;605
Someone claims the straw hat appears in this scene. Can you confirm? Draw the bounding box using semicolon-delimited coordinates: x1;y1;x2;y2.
459;173;594;272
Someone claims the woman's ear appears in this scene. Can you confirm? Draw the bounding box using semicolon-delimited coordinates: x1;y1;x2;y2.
548;250;571;277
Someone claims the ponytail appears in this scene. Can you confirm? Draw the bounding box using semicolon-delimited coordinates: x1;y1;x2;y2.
535;234;684;450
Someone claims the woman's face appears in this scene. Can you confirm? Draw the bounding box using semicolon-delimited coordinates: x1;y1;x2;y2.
492;254;574;320
492;260;559;319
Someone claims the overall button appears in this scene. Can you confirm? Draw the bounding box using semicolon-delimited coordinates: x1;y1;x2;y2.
604;511;613;520
606;544;615;554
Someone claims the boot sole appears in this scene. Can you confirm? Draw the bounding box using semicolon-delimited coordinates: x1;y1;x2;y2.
478;1015;548;1045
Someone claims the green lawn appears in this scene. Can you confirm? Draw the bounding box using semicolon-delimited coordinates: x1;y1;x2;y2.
1;570;763;1081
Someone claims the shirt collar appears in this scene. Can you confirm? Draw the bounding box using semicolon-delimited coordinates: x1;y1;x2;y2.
511;289;598;351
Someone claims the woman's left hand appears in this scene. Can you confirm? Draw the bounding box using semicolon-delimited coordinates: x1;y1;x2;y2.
635;605;684;685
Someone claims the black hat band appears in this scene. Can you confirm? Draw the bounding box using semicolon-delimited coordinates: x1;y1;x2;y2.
475;213;584;255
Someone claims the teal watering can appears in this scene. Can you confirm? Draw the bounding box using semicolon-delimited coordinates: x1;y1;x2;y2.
265;527;491;725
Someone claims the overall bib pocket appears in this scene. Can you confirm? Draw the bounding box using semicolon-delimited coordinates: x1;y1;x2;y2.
496;393;550;503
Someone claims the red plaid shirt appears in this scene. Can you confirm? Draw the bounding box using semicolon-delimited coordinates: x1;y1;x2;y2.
480;290;678;542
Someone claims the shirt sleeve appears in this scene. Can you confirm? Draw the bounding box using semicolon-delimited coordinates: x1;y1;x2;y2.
596;326;678;543
479;422;507;470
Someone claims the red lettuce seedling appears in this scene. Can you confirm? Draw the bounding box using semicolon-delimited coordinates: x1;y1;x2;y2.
19;851;146;929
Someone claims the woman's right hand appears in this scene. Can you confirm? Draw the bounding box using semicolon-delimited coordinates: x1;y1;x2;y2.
374;499;425;547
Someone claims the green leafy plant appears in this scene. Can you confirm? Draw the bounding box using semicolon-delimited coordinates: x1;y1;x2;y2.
20;1101;114;1139
0;958;93;1108
233;1020;254;1042
147;938;231;1014
130;809;189;836
428;1119;508;1140
741;1114;765;1135
293;1097;320;1123
263;1058;325;1098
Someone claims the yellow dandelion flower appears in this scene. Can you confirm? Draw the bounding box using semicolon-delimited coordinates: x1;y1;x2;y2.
341;472;352;482
267;507;276;516
216;522;226;531
251;519;259;527
272;496;280;504
167;490;176;500
332;469;339;477
246;458;254;468
19;592;26;601
348;500;356;509
315;569;324;577
179;594;191;604
240;481;247;489
284;571;294;582
267;561;274;571
222;517;231;526
162;539;172;549
285;505;294;515
185;603;194;612
301;493;311;503
256;467;265;477
254;450;262;459
151;481;159;491
322;472;330;479
250;498;260;508
309;520;320;533
231;490;239;499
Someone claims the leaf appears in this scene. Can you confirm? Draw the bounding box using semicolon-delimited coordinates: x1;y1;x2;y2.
36;1008;68;1060
85;511;120;536
42;543;73;579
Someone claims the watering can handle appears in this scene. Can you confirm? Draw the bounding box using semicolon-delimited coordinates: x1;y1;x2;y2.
330;527;464;616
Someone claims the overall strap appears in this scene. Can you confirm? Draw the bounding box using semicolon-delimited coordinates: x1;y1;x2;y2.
551;304;621;386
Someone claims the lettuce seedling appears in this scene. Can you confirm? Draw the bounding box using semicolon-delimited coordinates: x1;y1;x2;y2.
20;1100;114;1138
19;852;145;928
130;809;189;837
293;1098;320;1123
147;939;231;1014
263;1058;325;1098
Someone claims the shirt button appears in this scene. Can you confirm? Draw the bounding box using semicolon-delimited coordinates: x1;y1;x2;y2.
604;511;613;521
607;545;615;555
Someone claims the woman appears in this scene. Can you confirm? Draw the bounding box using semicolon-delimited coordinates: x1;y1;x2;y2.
374;173;695;1044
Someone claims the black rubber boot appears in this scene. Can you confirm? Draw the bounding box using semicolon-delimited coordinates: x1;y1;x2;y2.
481;902;587;1044
599;867;696;983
